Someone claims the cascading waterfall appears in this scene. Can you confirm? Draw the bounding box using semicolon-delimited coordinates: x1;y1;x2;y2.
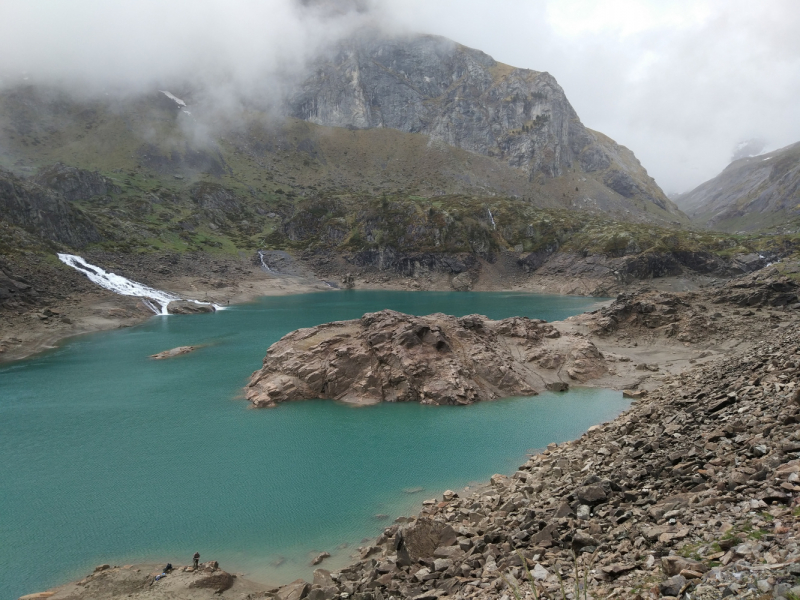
58;254;221;315
257;250;272;272
487;208;496;230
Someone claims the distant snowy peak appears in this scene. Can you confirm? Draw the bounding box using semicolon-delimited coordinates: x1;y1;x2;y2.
159;90;187;108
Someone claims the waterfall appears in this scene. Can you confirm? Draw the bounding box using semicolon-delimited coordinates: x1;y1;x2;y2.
58;254;221;315
487;208;496;229
257;250;272;272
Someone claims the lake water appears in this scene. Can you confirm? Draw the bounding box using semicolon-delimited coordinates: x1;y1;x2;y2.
0;290;629;599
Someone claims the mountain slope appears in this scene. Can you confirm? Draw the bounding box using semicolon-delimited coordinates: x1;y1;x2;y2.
676;141;800;232
288;30;685;224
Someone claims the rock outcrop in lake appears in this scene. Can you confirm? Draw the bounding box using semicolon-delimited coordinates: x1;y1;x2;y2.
24;561;247;599
246;264;800;409
245;309;609;408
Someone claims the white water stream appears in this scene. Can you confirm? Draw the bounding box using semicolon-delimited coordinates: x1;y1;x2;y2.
58;254;221;315
257;250;272;272
487;208;496;229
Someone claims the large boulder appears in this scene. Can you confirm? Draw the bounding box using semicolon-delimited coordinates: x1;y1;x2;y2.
167;300;215;314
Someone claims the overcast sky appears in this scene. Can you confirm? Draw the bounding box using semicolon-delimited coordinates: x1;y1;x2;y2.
1;0;798;193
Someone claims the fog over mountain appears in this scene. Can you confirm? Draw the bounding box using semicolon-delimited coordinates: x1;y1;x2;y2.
1;0;798;193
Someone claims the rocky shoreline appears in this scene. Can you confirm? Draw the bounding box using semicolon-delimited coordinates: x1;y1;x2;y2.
0;251;335;363
317;321;799;600
1;244;759;365
20;263;800;600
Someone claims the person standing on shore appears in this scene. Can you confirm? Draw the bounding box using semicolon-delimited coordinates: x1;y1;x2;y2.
193;552;200;569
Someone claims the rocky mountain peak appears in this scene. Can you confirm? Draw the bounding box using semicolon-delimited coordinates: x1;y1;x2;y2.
290;30;576;177
288;28;682;221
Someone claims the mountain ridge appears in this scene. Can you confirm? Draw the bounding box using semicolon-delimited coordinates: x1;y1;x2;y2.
675;141;800;232
287;30;683;222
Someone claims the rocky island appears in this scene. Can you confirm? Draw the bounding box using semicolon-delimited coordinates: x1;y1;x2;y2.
245;310;594;407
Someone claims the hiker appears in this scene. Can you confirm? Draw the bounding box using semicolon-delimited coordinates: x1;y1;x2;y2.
193;552;200;569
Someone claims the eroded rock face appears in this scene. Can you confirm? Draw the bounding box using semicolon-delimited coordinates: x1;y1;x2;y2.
288;30;682;220
33;163;120;202
245;310;587;407
0;167;101;248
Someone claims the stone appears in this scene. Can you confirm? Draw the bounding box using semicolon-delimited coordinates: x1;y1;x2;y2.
149;346;196;359
554;501;574;518
433;558;453;572
757;579;772;593
546;381;569;392
576;484;607;505
414;568;431;582
311;552;330;565
188;569;234;593
166;300;215;314
600;564;636;579
660;575;687;597
661;556;707;577
276;580;311;600
571;530;600;552
532;563;550;580
313;569;334;588
679;569;703;579
438;524;457;546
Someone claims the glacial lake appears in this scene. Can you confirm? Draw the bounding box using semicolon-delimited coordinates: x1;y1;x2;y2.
0;290;629;599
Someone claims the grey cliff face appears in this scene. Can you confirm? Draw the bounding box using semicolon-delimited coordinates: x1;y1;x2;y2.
291;32;605;180
0;168;101;248
33;162;120;203
287;30;682;222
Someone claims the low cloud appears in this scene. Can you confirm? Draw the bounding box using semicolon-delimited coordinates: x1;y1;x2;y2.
1;0;798;193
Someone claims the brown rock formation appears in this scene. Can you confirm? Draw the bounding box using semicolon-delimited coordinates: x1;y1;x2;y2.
244;310;597;408
149;346;196;360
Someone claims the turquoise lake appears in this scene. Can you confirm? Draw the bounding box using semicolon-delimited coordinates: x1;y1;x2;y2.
0;290;629;599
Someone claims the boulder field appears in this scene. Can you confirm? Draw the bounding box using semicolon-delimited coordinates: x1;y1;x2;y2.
308;320;799;600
